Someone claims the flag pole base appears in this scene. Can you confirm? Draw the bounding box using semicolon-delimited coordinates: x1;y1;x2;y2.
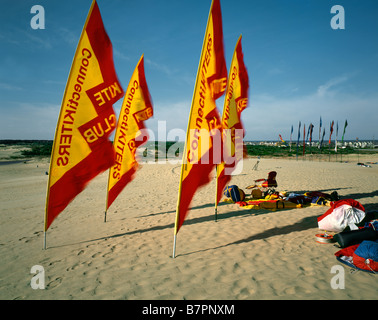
172;234;177;259
43;231;47;250
104;211;107;223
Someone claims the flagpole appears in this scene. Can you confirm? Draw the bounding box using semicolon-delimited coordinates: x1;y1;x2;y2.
214;165;219;222
104;167;111;222
43;231;47;250
173;163;185;258
104;170;109;222
173;233;178;259
173;135;188;258
43;0;97;250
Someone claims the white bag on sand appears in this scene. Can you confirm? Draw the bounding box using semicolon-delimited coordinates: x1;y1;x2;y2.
317;199;366;232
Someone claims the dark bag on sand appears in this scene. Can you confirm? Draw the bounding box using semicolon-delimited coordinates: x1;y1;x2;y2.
334;228;378;248
224;185;245;203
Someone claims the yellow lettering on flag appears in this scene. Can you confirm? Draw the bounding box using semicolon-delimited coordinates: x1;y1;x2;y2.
216;35;249;206
174;0;227;242
44;0;124;232
106;55;153;211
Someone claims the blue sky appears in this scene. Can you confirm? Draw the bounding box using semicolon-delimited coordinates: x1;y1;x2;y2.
0;0;377;141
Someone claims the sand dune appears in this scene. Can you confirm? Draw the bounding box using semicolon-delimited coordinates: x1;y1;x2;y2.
0;155;377;300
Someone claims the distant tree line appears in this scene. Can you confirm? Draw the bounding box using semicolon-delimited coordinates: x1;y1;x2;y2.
244;144;361;157
0;140;375;159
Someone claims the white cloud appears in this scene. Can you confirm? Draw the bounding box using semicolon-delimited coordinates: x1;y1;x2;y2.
23;30;53;50
148;100;191;141
316;75;349;97
113;49;131;61
145;58;175;77
0;103;59;139
113;99;190;142
1;77;376;142
242;88;378;141
0;82;22;91
57;27;79;46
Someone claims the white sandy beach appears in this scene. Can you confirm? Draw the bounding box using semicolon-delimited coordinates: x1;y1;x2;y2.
0;150;377;300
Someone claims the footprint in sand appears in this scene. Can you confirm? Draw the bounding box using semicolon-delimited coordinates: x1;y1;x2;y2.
66;262;84;271
284;285;310;295
299;265;316;276
48;260;61;267
238;287;256;299
18;237;29;243
47;277;62;289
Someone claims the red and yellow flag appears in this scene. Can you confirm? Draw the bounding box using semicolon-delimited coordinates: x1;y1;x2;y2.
106;55;153;211
216;36;249;206
45;0;124;231
174;0;227;237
